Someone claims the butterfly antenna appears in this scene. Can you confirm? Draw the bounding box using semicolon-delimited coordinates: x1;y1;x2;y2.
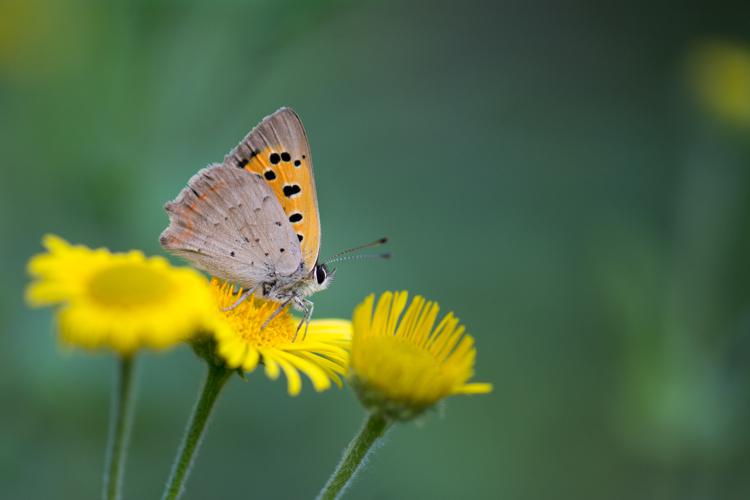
325;252;391;265
323;237;388;265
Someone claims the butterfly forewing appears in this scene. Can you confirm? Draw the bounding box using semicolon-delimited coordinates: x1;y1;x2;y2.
224;107;321;272
160;164;302;287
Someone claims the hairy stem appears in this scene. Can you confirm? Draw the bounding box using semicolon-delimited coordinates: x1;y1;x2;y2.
317;413;390;500
162;363;233;500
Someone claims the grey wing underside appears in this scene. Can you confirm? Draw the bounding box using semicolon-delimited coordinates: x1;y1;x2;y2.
224;107;321;270
160;164;303;287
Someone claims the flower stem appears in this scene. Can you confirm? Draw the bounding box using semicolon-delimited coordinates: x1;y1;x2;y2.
162;363;233;500
317;413;391;500
103;355;136;500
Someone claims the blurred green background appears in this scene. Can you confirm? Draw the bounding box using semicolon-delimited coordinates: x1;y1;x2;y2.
3;0;750;498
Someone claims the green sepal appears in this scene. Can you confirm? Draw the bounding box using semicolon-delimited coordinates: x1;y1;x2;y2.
349;374;432;422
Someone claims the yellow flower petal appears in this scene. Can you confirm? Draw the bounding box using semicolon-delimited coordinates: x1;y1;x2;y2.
457;383;494;394
276;350;331;392
295;351;345;387
241;347;260;372
263;352;281;380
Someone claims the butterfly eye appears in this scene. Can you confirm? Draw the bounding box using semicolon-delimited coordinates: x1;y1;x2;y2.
315;265;327;285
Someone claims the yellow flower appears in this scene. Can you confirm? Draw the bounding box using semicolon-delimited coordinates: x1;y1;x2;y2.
688;40;750;126
350;291;492;420
208;280;351;396
26;234;216;354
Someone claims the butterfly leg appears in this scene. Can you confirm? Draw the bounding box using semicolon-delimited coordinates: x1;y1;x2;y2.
221;285;258;312
293;298;314;342
261;298;292;330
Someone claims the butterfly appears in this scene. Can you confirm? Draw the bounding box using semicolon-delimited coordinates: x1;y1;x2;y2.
160;107;386;334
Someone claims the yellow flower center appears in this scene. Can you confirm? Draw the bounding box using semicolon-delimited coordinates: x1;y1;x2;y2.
354;336;452;405
367;336;440;378
214;281;296;347
88;264;173;308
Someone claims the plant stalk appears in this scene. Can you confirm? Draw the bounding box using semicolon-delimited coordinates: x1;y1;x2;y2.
317;412;390;500
162;363;233;500
103;355;136;500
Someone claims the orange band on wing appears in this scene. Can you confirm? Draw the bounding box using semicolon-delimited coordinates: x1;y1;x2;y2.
242;146;320;271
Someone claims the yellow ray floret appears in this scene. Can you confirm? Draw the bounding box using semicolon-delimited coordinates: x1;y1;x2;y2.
26;234;217;354
350;291;492;420
209;280;351;396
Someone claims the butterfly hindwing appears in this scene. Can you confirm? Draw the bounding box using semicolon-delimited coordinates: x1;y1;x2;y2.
224;107;321;272
160;164;302;287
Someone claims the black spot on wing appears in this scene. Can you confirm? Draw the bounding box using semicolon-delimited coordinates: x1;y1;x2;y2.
264;170;276;180
281;152;291;162
289;213;303;223
294;160;301;167
270;153;280;164
297;234;304;242
283;184;301;197
237;158;248;168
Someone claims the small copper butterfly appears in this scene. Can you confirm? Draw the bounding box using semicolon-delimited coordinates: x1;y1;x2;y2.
160;107;387;333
